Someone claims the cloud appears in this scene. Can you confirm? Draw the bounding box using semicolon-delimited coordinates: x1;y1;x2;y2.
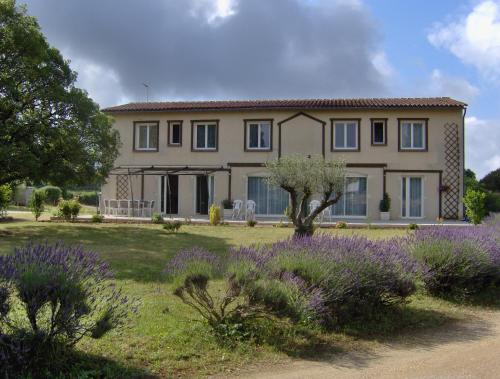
465;116;500;178
23;0;389;107
428;0;500;80
428;69;479;103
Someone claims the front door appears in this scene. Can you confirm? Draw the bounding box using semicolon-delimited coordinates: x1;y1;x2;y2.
161;175;179;214
196;175;214;215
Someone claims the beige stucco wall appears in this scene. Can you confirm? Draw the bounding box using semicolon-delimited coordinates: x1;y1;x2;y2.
102;107;464;220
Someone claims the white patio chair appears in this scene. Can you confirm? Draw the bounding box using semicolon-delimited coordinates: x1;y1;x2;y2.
103;199;110;215
129;200;140;217
245;200;256;221
149;200;155;217
118;200;129;216
141;200;151;217
109;199;119;216
232;199;243;219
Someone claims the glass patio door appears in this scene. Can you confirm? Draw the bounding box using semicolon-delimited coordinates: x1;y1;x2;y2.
402;177;423;218
247;177;289;216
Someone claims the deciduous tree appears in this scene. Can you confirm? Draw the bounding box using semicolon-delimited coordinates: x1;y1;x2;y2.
0;0;120;187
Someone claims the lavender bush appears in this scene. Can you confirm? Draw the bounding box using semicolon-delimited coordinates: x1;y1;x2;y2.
164;248;263;340
0;242;133;372
229;235;418;327
409;225;500;297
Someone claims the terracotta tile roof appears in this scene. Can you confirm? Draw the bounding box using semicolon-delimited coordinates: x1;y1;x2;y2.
102;97;466;113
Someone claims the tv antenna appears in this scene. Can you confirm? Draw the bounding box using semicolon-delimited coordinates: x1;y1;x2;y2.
142;83;150;102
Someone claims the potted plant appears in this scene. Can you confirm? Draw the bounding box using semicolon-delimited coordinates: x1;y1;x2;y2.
379;192;391;221
221;199;233;220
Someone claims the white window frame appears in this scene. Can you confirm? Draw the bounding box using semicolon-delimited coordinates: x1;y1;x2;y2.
399;120;426;150
193;122;217;151
134;122;158;151
330;175;368;218
401;176;424;219
246;121;271;150
333;121;359;150
371;119;386;145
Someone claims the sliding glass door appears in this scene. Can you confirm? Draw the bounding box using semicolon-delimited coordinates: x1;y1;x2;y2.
402;177;423;218
331;176;367;217
247;177;289;216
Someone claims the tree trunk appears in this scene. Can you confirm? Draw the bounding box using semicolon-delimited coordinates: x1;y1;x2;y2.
293;221;314;238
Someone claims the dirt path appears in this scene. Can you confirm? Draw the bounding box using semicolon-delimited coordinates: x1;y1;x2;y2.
225;310;500;379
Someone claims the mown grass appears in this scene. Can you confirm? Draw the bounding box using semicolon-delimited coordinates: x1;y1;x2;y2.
0;217;489;378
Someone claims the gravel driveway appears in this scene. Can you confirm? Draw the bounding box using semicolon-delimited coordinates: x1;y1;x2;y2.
226;309;500;379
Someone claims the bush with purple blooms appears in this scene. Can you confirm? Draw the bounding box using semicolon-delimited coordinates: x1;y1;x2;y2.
409;226;500;298
0;242;134;375
228;235;418;327
164;247;264;342
165;235;418;337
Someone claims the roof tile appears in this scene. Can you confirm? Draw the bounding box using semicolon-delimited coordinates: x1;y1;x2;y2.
102;97;466;113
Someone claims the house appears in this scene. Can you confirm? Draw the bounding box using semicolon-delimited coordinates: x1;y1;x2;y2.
101;97;466;221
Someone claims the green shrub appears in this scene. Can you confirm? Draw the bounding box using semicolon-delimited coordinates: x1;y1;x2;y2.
209;204;221;225
91;214;104;223
408;223;419;230
163;220;182;232
335;221;347;229
485;192;500;214
57;199;81;221
222;199;233;209
151;213;164;224
379;192;391;212
28;190;46;221
410;227;500;298
247;219;257;227
0;242;133;375
38;185;62;205
0;184;12;218
463;189;487;225
67;190;98;206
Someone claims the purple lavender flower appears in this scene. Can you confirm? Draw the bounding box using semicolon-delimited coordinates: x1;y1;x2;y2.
164;247;220;278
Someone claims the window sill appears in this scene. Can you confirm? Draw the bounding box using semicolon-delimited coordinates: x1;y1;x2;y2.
134;148;158;152
332;148;360;152
399;148;427;152
245;148;272;152
192;148;218;152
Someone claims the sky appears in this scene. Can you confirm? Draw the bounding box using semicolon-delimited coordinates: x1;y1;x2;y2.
21;0;500;179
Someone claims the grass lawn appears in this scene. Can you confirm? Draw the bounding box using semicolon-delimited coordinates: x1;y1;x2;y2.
0;217;489;378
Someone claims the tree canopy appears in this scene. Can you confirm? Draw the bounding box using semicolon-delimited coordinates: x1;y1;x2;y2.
266;155;346;236
0;0;120;187
480;168;500;193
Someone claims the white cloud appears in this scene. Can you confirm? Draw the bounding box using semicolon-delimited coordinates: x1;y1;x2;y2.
428;69;479;103
372;51;395;79
68;56;130;108
428;0;500;80
190;0;237;24
465;116;500;178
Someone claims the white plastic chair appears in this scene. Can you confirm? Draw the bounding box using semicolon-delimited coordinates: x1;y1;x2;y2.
245;200;256;221
118;200;129;216
149;200;155;217
109;199;118;216
232;200;243;219
129;200;140;217
141;200;151;217
103;199;110;215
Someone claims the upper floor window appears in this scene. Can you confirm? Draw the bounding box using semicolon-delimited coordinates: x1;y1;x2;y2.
245;120;272;151
134;121;159;151
399;119;427;151
192;120;218;151
168;121;182;146
331;119;360;151
371;119;386;145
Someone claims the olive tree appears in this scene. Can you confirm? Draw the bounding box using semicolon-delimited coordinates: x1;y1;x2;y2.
266;155;346;236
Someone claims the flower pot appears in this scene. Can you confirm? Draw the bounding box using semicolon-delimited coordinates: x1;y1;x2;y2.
380;211;390;221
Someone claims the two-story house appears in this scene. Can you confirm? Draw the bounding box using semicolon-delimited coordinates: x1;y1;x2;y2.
101;97;466;221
